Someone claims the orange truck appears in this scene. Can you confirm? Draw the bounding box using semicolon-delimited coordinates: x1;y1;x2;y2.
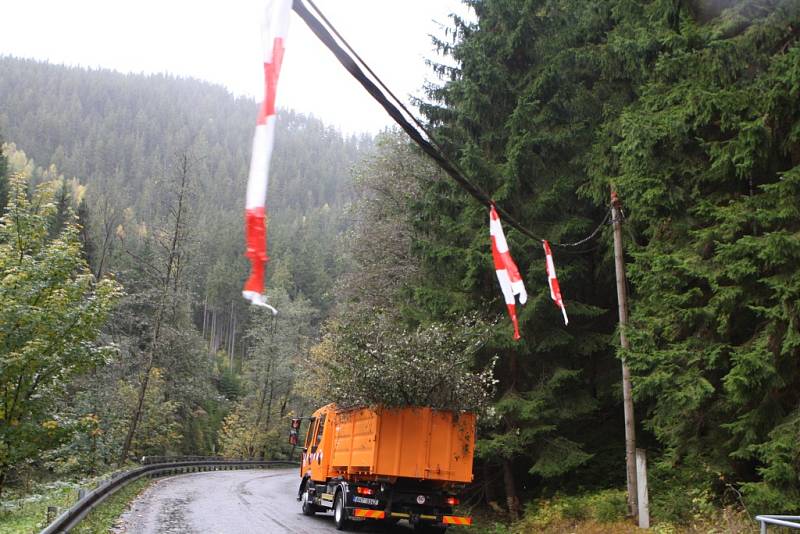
292;403;475;532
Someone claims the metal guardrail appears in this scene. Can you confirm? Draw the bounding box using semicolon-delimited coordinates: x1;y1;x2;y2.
756;515;800;533
39;457;299;534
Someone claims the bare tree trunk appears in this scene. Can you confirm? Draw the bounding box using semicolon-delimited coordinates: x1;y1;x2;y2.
119;154;192;466
502;459;520;520
264;382;274;432
483;461;499;507
249;378;271;458
202;296;208;340
231;317;236;368
120;363;152;464
279;379;293;418
94;195;120;279
228;301;235;368
211;309;218;353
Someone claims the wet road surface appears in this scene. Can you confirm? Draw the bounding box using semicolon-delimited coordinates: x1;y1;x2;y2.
117;468;416;533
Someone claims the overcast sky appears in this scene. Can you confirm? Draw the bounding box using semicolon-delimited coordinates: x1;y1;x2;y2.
0;0;472;134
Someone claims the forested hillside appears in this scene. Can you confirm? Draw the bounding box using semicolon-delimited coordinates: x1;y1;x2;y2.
0;56;369;495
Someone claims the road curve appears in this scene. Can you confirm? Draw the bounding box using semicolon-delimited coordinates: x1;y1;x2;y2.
116;468;415;534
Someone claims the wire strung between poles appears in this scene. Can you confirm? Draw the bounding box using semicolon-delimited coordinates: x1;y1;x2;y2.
291;0;608;251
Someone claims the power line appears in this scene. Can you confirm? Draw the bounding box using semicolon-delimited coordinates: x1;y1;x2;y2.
291;0;607;251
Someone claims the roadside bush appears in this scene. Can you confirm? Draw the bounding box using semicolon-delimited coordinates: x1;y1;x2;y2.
588;490;628;523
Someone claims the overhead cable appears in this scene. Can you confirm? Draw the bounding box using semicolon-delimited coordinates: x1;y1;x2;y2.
291;0;608;249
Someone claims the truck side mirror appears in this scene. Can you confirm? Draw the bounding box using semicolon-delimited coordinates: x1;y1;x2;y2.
289;418;301;445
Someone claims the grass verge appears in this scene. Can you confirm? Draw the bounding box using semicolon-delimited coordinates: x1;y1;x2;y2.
0;476;150;534
72;477;150;533
461;489;755;534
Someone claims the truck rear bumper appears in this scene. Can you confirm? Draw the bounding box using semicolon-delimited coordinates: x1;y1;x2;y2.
351;508;471;526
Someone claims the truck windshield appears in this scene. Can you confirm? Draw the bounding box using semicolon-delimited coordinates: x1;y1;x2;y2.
311;414;326;453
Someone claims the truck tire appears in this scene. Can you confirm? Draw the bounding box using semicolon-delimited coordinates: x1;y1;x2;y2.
333;490;350;531
301;486;318;516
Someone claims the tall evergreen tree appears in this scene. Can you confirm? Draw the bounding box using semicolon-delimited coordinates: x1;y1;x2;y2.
586;0;800;512
416;0;653;513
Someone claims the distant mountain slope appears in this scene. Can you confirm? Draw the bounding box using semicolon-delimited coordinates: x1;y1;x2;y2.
0;55;366;214
0;55;371;311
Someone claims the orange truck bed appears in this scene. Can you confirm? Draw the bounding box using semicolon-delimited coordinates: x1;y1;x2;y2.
297;403;475;530
331;405;475;483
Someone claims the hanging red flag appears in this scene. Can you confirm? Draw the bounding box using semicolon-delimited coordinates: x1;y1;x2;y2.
490;206;528;340
543;240;568;325
242;0;293;314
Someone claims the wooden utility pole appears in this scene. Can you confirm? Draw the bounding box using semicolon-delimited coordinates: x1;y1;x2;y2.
611;189;639;520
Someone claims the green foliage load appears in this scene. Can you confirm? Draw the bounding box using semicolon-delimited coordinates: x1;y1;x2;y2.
0;173;122;490
310;313;497;413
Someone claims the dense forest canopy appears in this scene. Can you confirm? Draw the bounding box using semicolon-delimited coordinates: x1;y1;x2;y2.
412;0;800;520
1;0;800;529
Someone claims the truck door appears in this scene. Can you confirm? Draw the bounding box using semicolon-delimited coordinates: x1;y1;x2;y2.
309;413;328;481
302;417;316;476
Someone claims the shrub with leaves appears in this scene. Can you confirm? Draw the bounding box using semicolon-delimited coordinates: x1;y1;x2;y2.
308;312;497;413
0;173;122;493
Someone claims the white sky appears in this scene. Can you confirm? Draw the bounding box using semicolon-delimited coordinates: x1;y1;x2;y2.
0;0;472;134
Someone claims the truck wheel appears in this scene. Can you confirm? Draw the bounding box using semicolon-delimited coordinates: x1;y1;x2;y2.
301;486;317;516
333;491;350;531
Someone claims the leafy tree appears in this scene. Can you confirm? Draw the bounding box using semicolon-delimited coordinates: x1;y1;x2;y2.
0;172;121;494
336;130;429;310
222;287;317;459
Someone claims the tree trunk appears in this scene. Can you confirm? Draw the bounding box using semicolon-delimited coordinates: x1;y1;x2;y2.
211;309;218;352
483;461;499;506
118;154;192;465
119;363;152;464
503;459;520;521
202;296;208;340
279;380;293;418
0;463;7;497
264;383;274;432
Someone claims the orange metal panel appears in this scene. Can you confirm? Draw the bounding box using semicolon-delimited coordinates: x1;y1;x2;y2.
318;404;476;484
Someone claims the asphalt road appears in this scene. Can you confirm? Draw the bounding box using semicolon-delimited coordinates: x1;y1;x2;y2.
116;468;416;534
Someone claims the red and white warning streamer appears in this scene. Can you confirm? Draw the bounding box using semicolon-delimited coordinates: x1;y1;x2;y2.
242;0;293;314
543;240;568;325
490;206;528;340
